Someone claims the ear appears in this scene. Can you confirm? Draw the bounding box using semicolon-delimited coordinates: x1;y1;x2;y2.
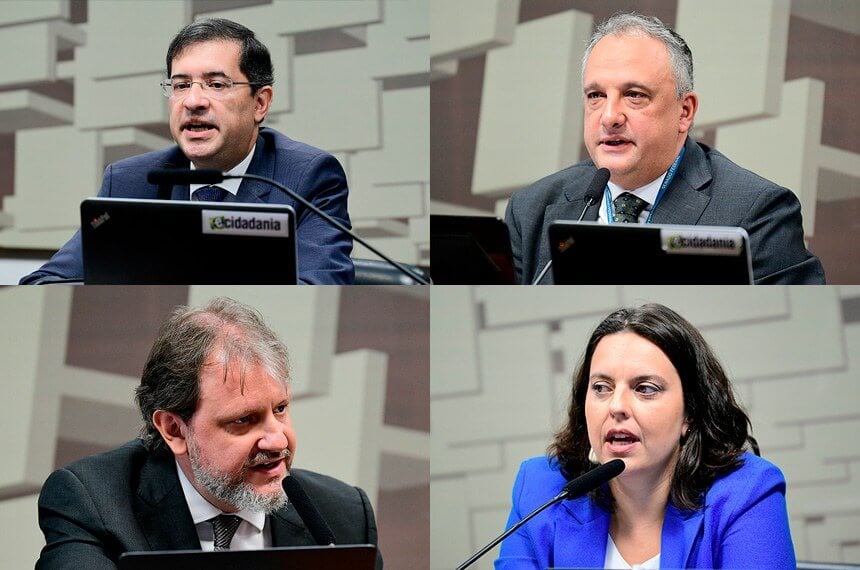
681;417;691;439
678;91;698;134
253;85;273;124
152;410;189;456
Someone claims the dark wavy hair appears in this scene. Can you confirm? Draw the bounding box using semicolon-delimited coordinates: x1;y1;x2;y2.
166;18;274;94
548;303;758;511
135;297;290;453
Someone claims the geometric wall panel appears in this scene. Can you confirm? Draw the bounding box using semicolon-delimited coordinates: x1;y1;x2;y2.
429;0;519;63
676;0;790;128
471;10;593;197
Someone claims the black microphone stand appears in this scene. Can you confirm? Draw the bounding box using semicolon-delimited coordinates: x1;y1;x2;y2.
226;173;430;285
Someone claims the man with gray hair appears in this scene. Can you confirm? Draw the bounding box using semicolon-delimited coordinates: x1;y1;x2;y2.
36;297;381;568
505;12;825;284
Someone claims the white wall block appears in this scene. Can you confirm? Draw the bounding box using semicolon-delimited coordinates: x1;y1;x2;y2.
472;10;593;197
791;0;860;36
74;72;170;130
476;285;620;327
431;286;480;396
716;78;824;236
430;0;520;63
676;0;790;128
6;125;101;234
0;495;44;570
0;21;84;87
0;0;68;26
0;90;73;132
188;286;339;399
291;349;387;505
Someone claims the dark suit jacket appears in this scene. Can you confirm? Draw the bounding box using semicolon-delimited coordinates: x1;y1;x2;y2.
505;137;826;284
20;127;354;284
36;440;381;569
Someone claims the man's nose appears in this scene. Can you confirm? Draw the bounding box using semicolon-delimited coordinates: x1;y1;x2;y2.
183;82;210;110
600;96;626;130
258;416;289;451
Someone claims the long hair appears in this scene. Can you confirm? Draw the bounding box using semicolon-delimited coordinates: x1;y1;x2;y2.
548;303;757;511
135;297;290;453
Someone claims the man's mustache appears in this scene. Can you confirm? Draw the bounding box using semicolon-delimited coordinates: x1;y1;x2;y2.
244;448;291;469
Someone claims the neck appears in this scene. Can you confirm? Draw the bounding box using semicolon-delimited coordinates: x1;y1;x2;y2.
608;464;674;530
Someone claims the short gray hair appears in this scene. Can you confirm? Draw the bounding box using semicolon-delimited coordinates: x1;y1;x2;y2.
581;12;693;99
135;297;291;453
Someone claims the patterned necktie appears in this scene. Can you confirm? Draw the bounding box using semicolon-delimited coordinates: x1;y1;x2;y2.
193;185;229;202
612;192;649;223
210;514;242;551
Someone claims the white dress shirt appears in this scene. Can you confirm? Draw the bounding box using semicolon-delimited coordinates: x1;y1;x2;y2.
604;535;660;570
175;460;270;551
597;170;668;224
188;144;256;199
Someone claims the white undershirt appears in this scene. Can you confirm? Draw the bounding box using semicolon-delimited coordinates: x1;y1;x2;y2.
597;170;668;224
188;144;256;199
175;460;270;550
604;535;660;570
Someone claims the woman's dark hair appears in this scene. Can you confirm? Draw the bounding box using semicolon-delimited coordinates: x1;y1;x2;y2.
548;303;758;511
135;297;290;453
166;18;274;93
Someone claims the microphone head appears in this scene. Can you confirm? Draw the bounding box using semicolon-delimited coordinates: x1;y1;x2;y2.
584;167;611;202
282;475;337;545
562;458;625;500
146;168;224;185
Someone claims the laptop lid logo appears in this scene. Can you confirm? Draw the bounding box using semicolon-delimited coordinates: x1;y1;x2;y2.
661;229;742;256
202;210;290;238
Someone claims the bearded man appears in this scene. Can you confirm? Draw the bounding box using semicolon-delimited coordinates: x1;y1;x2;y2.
35;298;381;569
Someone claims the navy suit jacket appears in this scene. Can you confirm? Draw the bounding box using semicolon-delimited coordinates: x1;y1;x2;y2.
505;137;826;285
36;439;381;569
496;453;795;569
20;127;354;284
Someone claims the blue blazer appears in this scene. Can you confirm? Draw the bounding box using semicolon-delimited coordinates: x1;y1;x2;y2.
496;453;795;569
20;127;354;284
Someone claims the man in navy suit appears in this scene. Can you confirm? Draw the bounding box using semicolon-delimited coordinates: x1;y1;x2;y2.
21;18;353;284
505;13;825;284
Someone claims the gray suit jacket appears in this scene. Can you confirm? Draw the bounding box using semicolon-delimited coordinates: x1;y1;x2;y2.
505;137;826;284
36;440;381;569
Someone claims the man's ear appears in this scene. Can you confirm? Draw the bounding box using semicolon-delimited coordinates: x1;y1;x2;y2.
152;410;189;455
678;91;698;134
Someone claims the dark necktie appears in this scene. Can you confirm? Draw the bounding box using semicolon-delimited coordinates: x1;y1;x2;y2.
193;185;229;202
612;192;649;223
210;514;242;551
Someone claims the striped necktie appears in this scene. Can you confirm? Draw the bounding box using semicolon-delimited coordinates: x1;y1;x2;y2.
193;186;229;202
210;514;242;551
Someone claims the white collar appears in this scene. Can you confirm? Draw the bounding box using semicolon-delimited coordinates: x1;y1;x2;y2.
174;459;266;533
188;143;257;199
606;170;668;206
605;535;660;570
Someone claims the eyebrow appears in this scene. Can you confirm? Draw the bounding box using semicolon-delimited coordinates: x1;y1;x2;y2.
589;373;665;383
583;81;653;94
170;71;232;80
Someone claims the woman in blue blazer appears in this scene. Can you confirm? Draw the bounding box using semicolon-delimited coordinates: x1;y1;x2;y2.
496;304;795;569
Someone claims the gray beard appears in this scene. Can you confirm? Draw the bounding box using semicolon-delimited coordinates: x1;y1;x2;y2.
187;437;288;514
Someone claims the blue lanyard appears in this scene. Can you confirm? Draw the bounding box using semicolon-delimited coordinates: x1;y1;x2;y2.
604;146;686;224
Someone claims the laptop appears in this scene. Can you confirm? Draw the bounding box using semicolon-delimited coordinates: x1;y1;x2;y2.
81;198;297;284
118;545;378;570
430;214;517;284
548;221;753;284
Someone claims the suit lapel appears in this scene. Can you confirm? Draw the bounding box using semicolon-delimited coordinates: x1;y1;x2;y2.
235;134;274;203
134;452;201;551
269;503;317;547
660;504;704;569
650;138;713;225
553;497;610;568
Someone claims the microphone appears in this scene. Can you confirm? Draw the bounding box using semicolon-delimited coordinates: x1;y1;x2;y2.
531;167;609;285
282;475;336;546
145;169;430;284
455;459;624;570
